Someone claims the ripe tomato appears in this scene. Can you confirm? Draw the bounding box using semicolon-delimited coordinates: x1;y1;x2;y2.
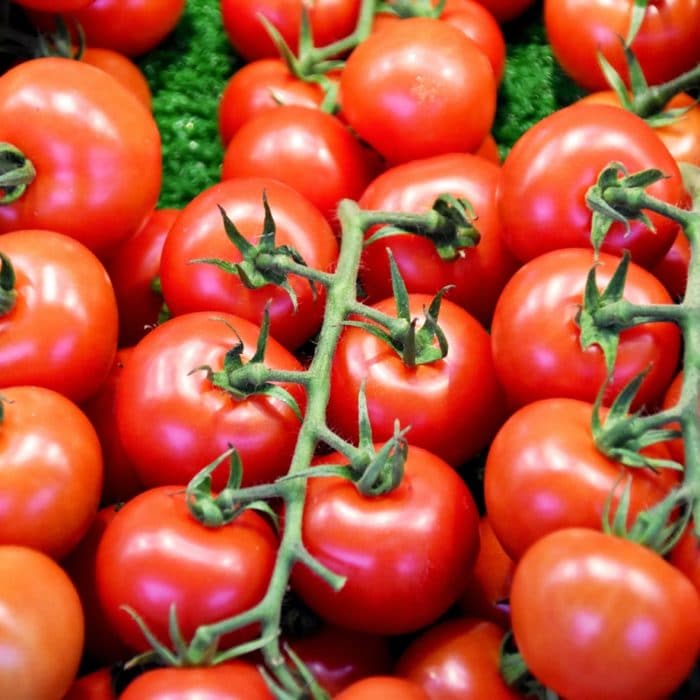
545;0;700;92
511;528;700;700
115;312;305;489
0;545;84;700
63;669;116;700
0;386;103;559
0;229;118;403
218;59;325;146
651;230;690;302
334;677;430;699
327;293;506;467
0;58;161;259
358;152;519;327
498;103;686;269
221;0;361;62
221;106;379;227
291;444;480;635
14;0;91;7
484;398;679;560
340;17;496;164
660;371;692;465
396;618;524;699
106;208;179;347
160;178;338;350
490;248;680;410
669;526;700;595
118;663;272;700
473;0;535;22
96;486;278;653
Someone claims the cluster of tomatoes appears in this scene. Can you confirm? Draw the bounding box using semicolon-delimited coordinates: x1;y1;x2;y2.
0;0;700;699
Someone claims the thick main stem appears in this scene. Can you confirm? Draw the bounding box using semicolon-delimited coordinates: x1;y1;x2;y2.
632;62;700;117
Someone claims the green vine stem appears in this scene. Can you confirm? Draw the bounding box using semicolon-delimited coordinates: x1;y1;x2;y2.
630;62;700;118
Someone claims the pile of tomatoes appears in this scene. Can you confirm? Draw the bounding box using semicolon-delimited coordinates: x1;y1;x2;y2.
0;0;699;699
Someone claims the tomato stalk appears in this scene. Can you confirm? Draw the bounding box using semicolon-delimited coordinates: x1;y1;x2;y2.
0;251;16;315
0;142;34;203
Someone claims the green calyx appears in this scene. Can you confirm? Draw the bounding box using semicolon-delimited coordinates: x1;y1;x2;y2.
375;0;445;19
0;252;17;315
0;143;35;204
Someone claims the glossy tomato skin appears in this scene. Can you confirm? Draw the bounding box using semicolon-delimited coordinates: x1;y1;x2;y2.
116;312;305;490
0;58;161;259
484;398;679;561
63;669;116;700
119;663;272;700
651;230;690;303
490;248;680;410
0;229;118;402
473;0;535;22
545;0;700;92
334;676;430;699
661;371;688;464
160;178;338;350
106;208;178;347
511;528;700;700
0;386;103;560
218;59;325;146
358;153;519;327
396;618;524;699
498;103;686;269
16;0;90;7
221;107;378;227
96;486;278;653
328;294;505;467
291;445;480;635
340;18;496;165
0;546;84;700
670;526;700;595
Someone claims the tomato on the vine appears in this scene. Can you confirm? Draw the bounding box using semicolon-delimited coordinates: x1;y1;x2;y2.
670;525;700;595
333;676;430;699
63;669;117;700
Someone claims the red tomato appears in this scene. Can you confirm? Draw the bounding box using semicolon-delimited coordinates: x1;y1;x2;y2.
106;208;178;347
62;506;131;667
579;92;700;168
511;528;700;700
160;178;338;350
484;398;679;560
118;663;272;700
490;248;680;410
220;0;361;62
0;58;161;259
63;669;116;700
651;230;690;303
660;371;693;465
327;293;505;467
358;152;519;327
287;625;393;696
0;546;84;700
221;106;378;227
669;525;700;595
96;486;278;653
475;133;500;164
0;386;103;559
459;517;515;627
218;59;325;146
545;0;700;92
0;229;118;402
396;618;524;699
334;677;430;699
291;444;480;635
498;103;686;269
116;312;305;489
340;18;496;164
473;0;535;22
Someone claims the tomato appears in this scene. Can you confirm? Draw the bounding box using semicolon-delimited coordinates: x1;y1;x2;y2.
660;371;693;465
328;293;505;467
220;0;361;62
484;398;679;561
396;618;524;699
63;669;116;700
490;248;680;410
473;0;535;22
118;663;272;700
0;58;161;259
160;178;338;350
291;444;480;635
669;525;700;595
334;677;430;699
221;106;378;227
651;229;690;302
116;312;305;490
340;18;496;164
498;103;686;269
0;386;103;559
287;625;393;696
358;153;519;327
511;528;700;700
475;133;500;164
545;0;700;92
15;0;89;8
0;545;84;700
0;229;118;402
579;92;700;167
62;506;132;666
218;59;325;146
96;486;278;653
106;208;178;348
459;517;515;627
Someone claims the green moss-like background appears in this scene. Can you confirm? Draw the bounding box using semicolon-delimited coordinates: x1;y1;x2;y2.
139;0;584;209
